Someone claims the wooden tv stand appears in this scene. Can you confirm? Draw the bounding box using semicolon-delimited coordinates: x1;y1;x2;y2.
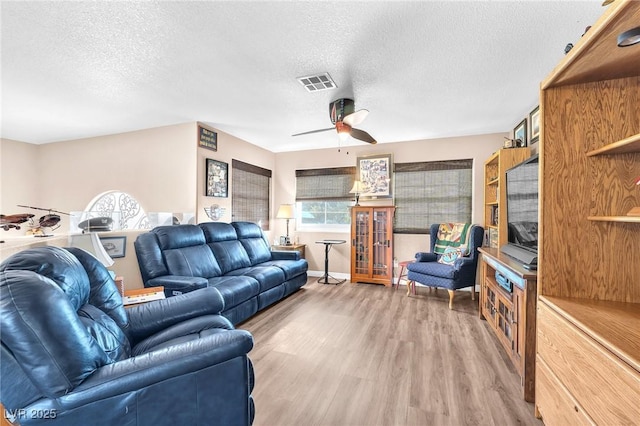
478;247;537;402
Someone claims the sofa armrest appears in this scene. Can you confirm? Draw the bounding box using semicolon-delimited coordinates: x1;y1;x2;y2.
30;329;253;411
453;255;476;270
415;252;438;262
127;287;225;342
270;250;300;261
147;275;208;297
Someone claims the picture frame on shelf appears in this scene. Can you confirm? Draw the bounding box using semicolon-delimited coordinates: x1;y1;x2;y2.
101;236;127;258
529;106;540;145
357;153;393;199
513;119;528;147
206;158;228;197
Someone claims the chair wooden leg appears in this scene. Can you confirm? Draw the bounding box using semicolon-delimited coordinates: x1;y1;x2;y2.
448;290;454;309
471;286;475;301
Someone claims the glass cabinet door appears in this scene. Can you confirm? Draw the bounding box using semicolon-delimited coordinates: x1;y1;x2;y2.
372;209;389;278
353;210;370;275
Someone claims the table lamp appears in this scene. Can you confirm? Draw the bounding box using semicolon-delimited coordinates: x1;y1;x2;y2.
349;180;365;206
276;204;295;245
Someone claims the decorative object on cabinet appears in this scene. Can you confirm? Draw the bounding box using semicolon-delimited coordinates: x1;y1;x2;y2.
100;236;127;258
349;180;365;206
478;247;537;402
529;106;540;145
406;223;484;309
513;119;527;147
350;206;395;286
198;122;217;151
205;158;228;197
483;148;530;249
536;1;640;424
357;154;393;199
276;204;295;245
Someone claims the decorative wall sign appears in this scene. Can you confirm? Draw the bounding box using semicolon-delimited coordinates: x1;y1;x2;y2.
529;106;540;145
357;154;393;199
513;119;528;147
206;158;228;197
198;124;218;151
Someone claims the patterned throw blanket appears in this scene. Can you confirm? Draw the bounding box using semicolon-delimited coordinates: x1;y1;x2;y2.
434;223;472;255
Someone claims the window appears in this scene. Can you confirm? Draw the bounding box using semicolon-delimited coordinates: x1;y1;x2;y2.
394;159;473;234
232;159;272;230
295;167;355;230
84;190;149;230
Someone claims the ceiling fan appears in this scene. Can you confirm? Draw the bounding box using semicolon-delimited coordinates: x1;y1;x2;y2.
292;98;377;144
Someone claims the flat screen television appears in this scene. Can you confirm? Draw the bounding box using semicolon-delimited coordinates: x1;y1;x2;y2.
500;154;539;268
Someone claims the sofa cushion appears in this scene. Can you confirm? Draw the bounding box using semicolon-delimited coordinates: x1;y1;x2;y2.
208;240;252;274
155;224;206;250
232;222;272;265
78;304;130;362
407;261;458;280
226;265;285;292
260;259;308;280
164;244;222;278
207;275;260;309
200;222;238;243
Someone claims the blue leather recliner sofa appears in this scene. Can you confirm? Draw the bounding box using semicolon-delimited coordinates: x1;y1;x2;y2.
0;246;255;426
134;221;308;325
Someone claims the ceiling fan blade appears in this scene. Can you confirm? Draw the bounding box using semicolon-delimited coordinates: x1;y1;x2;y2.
350;128;377;144
292;127;335;137
343;109;369;127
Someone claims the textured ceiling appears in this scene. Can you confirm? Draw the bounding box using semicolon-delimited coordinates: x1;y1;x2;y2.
1;1;604;152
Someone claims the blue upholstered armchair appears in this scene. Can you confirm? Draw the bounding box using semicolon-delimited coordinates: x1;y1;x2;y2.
406;223;484;309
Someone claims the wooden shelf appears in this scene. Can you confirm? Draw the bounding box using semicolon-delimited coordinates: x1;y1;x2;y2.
542;0;640;88
540;296;640;373
487;177;499;185
485;201;498;206
586;133;640;157
588;215;640;223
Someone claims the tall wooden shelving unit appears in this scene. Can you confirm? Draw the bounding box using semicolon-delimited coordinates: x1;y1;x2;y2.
350;206;395;286
535;1;640;424
483;147;530;248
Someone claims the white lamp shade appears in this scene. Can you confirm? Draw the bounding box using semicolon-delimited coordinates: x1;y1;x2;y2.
276;204;295;219
349;180;365;194
68;233;115;267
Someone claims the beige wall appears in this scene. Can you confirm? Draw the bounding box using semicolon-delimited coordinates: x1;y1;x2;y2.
2;125;509;289
274;133;507;276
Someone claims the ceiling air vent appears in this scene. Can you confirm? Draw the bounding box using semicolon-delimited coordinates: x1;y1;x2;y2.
297;73;337;92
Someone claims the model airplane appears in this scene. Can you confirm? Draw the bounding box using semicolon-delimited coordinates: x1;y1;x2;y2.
17;205;70;235
0;213;35;231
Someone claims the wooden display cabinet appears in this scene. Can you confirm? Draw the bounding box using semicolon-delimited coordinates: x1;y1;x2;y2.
483;147;530;248
535;1;640;424
479;247;537;402
350;206;395;286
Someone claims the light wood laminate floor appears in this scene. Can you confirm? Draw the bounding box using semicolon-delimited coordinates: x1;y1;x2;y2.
241;281;541;426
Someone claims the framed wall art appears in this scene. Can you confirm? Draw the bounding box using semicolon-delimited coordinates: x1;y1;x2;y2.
529;106;540;145
198;123;218;151
513;119;528;147
101;236;127;258
206;158;228;197
357;153;393;199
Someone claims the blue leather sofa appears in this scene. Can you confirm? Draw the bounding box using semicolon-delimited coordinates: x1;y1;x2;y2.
0;246;255;426
135;221;308;325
